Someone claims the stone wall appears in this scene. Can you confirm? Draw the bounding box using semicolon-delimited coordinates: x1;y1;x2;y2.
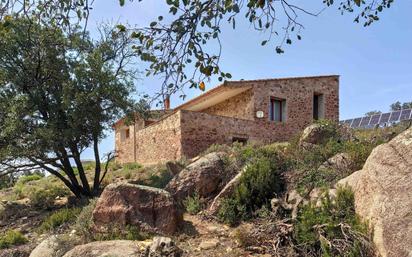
115;76;339;164
134;112;183;165
202;89;254;120
180;110;292;158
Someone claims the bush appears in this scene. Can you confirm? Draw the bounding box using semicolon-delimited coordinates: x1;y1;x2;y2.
218;146;286;225
294;186;374;256
0;230;28;249
233;224;257;248
93;225;151;241
183;193;202;214
29;184;70;209
139;168;173;189
122;162;142;171
74;199;97;241
16;173;44;185
38;207;82;233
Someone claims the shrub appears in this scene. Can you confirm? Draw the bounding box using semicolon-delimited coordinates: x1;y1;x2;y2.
0;230;28;249
93;225;151;241
122;162;142;171
218;146;286;225
16;173;44;185
74;199;97;241
28;184;70;209
294;186;373;256
217;197;246;226
183;193;202;215
139;168;173;189
233;224;257;248
38;207;82;233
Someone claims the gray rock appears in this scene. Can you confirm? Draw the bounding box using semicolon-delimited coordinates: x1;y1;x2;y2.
62;240;147;257
165;152;226;202
338;127;412;257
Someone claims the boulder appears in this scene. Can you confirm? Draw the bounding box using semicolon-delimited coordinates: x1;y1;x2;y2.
318;152;354;176
145;236;182;257
29;235;80;257
92;182;182;235
208;165;247;215
165;152;226;202
62;240;148;257
299;123;334;146
338;127;412;257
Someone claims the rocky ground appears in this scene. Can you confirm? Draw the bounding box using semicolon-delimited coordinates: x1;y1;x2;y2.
0;121;411;257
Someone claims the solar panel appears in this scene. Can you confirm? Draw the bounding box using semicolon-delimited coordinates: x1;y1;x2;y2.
400;109;412;121
380;112;391;123
389;111;401;122
351;118;362;128
344;119;353;125
360;116;371;127
369;114;381;125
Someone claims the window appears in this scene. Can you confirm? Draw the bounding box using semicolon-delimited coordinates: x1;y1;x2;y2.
270;98;286;122
121;128;130;142
313;93;324;120
125;128;130;139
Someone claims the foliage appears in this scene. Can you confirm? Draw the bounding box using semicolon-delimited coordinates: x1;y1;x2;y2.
218;146;285;225
0;16;137;198
29;185;71;209
0;230;28;249
138;168;174;189
183;193;202;215
74;199;98;241
38;208;82;233
112;0;394;104
294;186;374;257
15;173;44;185
233;224;257;248
92;225;151;242
390;100;412;111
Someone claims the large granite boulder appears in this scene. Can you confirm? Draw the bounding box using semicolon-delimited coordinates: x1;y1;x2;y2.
92;182;182;235
29;235;80;257
338;127;412;257
62;240;148;257
165;152;226;202
299;122;353;147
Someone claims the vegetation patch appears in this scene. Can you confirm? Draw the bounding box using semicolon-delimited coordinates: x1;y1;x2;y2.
294;186;374;257
183;193;202;215
0;230;28;249
38;207;82;233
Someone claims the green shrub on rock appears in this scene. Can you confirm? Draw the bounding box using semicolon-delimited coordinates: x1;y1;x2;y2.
0;230;28;249
39;207;82;233
294;186;373;257
183;193;202;215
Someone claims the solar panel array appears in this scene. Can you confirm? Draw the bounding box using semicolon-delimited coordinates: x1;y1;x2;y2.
340;108;412;129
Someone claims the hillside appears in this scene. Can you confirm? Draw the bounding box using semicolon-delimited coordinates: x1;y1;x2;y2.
0;121;410;257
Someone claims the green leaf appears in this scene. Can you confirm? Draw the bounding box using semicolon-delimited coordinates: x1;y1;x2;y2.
261;40;268;46
119;0;125;6
354;0;361;7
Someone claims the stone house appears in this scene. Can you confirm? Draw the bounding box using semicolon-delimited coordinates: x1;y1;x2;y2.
114;75;339;165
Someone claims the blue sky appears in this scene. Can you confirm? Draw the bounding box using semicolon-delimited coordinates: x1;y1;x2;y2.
83;1;412;160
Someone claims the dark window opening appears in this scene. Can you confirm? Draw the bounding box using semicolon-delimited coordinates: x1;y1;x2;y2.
125;128;130;139
313;93;324;120
232;137;248;145
270;98;286;122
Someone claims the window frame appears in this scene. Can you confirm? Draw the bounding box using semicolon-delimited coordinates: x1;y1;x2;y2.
269;97;286;122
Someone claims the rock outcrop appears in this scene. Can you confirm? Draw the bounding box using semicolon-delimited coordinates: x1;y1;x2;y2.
29;235;80;257
62;240;148;257
146;236;182;257
92;182;182;235
338;127;412;257
165;152;226;202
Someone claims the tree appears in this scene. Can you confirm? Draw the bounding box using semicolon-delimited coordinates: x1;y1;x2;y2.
120;0;394;102
365;110;382;117
0;17;138;198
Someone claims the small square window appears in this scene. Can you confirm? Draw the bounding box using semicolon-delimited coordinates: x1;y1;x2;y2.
270;98;286;122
